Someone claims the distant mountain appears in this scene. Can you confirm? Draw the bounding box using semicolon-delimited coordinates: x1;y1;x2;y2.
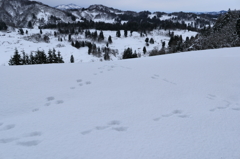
55;3;82;10
0;0;75;27
194;10;227;15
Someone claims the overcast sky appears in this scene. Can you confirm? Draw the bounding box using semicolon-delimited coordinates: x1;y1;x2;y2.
38;0;239;12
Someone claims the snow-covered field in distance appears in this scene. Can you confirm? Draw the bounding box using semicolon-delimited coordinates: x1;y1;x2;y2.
0;47;240;159
0;28;197;65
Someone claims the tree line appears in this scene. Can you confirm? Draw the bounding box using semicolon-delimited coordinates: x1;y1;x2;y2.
9;48;64;65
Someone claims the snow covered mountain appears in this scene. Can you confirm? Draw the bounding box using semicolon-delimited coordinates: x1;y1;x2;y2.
0;0;75;27
0;47;240;159
55;3;82;10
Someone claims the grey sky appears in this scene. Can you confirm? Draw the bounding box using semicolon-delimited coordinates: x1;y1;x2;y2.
38;0;239;12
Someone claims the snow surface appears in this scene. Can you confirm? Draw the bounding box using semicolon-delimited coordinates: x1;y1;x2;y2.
0;47;240;159
0;29;197;65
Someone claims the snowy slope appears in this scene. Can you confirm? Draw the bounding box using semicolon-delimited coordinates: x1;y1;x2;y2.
0;28;197;65
55;4;82;10
0;47;240;159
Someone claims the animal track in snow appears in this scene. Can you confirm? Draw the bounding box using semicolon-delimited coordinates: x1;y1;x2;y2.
17;140;40;147
46;96;55;101
0;138;18;144
56;100;64;104
112;127;128;132
162;78;176;85
76;79;82;82
95;126;109;130
81;130;92;135
85;81;91;85
108;120;121;126
24;131;42;137
0;124;15;131
70;87;76;89
81;120;127;135
154;110;189;121
32;108;39;112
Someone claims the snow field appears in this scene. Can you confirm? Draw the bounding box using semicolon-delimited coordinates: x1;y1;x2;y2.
0;47;240;159
0;28;197;65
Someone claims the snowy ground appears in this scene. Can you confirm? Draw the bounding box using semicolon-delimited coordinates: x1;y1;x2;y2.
0;28;197;65
0;47;240;159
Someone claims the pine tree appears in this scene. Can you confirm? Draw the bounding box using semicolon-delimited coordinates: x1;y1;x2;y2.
237;16;240;38
124;30;128;37
116;30;121;37
143;46;147;54
47;49;53;63
57;51;64;63
9;48;21;65
70;55;74;63
52;48;58;63
108;36;112;44
28;21;33;28
40;29;42;34
98;31;104;41
145;38;149;43
150;38;154;44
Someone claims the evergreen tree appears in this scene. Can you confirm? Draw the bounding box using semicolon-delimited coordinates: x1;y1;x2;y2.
57;51;64;63
122;48;137;59
116;30;121;37
237;16;240;38
18;28;24;35
143;46;147;54
68;34;72;41
108;36;112;44
98;30;104;41
28;21;33;28
52;48;58;63
9;48;21;65
21;50;26;65
145;37;149;43
124;30;128;37
71;41;75;47
70;55;74;63
47;49;53;63
26;30;28;34
150;38;154;44
40;29;43;34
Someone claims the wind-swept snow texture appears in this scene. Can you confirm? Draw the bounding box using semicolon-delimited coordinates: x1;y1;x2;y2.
0;47;240;159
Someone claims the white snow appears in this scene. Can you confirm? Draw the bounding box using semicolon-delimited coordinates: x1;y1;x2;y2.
0;47;240;159
0;29;197;65
160;14;177;20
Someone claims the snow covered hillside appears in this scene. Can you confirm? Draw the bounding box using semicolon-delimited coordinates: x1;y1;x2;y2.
0;28;197;65
0;47;240;159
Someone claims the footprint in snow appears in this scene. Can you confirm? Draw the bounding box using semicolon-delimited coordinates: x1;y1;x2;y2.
0;138;18;144
17;140;41;147
56;100;64;104
46;96;55;101
0;124;15;131
81;130;92;135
